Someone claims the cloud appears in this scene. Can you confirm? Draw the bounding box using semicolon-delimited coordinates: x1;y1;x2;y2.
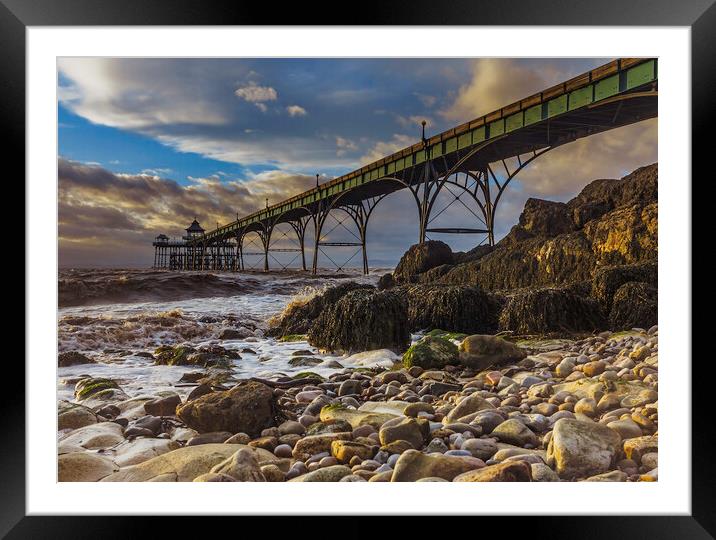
359;134;414;165
234;83;278;104
58;158;316;267
286;105;307;117
335;136;358;157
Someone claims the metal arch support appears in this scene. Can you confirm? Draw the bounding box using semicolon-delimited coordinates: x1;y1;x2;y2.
287;215;312;271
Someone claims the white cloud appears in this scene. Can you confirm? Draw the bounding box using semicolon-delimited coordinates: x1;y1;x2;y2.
335;136;357;157
234;83;278;103
286;105;307;117
359;134;415;165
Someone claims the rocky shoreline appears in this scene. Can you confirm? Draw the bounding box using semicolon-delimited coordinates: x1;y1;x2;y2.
58;325;658;483
57;163;658;483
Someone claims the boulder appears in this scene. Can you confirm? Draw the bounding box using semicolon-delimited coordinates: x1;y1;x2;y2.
378;418;425;450
176;381;277;436
444;394;496;424
591;260;658;312
377;273;395;290
144;394;182;417
491;419;538;447
319;404;397;430
58;400;98;430
402;336;458;369
113;438;181;467
546;418;621;479
292;433;353;461
267;282;373;337
100;444;279;482
59;422;125;450
498;287;605;335
391;449;480;482
453;460;532;482
609;282;658;330
58;351;95;367
458;335;526;370
74;377;122;402
330;440;376;463
210;448;266;481
393;241;454;283
58;452;118;482
518;198;575;237
308;288;410;353
402;285;501;334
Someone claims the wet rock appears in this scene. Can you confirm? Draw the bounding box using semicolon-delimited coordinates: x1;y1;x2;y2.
393;240;454;283
377;273;395;290
218;327;252;340
144;394;181;417
308;289;410;353
591;261;657;312
402;336;458;370
186;431;233;446
268;282;373;338
331;440;376;463
444;394;495;424
401;284;501;335
319;404;398;430
187;384;213;402
306;420;353;436
58;351;95;367
58;452;118;482
176;381;277;436
391;449;479;482
74;378;123;402
546;419;621;479
499;287;604;335
609;282;658;331
113;438;180;467
292;433;353;461
458;335;526;371
453;460;531;482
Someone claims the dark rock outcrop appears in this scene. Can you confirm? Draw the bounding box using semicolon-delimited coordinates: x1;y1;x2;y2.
402;285;502;334
377;273;395;290
498;287;605;335
58;351;95;367
307;288;410;353
518;198;575;237
608;282;658;330
176;381;278;436
591;261;658;312
267;282;373;337
393;240;454;283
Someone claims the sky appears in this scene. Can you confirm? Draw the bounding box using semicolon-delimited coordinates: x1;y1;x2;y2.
57;58;657;268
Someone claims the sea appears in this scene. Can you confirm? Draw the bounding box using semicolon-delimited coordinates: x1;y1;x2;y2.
57;268;396;403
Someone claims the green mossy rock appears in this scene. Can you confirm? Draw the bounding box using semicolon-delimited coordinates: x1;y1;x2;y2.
74;378;120;401
402;336;458;369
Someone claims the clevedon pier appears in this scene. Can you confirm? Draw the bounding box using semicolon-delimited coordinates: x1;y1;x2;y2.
153;58;657;274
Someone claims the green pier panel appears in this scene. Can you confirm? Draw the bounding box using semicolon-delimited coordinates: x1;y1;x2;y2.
444;137;457;154
505;112;523;132
458;132;472;149
626;60;655;90
369;168;379;181
471;126;486;143
431;143;443;158
387;161;396;174
415;150;426;164
489;119;504;138
524;104;542;126
547;94;568;118
594;74;620;101
568;86;593;110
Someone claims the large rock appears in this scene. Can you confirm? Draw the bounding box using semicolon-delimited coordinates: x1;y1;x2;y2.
444;394;495;424
458;335;526;370
453;460;532;482
58;351;95;367
292;433;353;461
491;419;539;447
176;381;277;436
210;448;266;481
58;452;118;482
379;418;425;450
393;241;454;283
113;438;181;467
74;377;123;402
609;282;657;330
58;400;98;430
402;285;501;334
402;336;458;369
100;444;279;482
546;418;621;479
59;422;125;450
518;198;575;237
267;282;373;338
391;449;480;481
591;260;657;312
498;287;605;335
307;288;410;353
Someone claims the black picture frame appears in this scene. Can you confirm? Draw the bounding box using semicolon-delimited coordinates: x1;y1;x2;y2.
4;0;709;537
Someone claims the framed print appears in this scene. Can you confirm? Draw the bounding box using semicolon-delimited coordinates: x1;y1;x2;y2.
5;0;710;536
